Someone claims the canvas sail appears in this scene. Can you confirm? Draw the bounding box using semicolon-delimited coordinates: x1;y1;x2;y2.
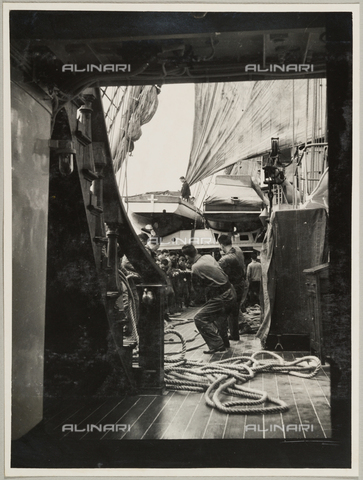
186;79;327;186
101;85;160;173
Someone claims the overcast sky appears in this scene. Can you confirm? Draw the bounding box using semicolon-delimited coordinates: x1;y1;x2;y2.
117;84;195;197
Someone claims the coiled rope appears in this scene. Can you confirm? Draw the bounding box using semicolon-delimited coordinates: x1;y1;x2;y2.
164;328;321;415
116;281;321;415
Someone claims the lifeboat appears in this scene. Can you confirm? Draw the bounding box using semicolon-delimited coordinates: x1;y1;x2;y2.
125;190;204;237
203;175;266;233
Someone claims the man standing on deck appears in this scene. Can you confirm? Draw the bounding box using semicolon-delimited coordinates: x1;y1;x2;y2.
247;252;262;306
217;234;246;341
180;176;191;202
181;244;237;354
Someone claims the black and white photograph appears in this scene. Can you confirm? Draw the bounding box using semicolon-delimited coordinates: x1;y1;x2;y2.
4;4;357;475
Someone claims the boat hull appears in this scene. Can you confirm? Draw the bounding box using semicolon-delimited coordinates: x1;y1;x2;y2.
126;194;204;236
204;204;263;233
203;175;265;233
204;213;263;233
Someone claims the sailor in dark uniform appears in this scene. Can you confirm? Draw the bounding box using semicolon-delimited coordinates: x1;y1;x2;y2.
181;244;236;354
217;234;246;341
180;176;191;201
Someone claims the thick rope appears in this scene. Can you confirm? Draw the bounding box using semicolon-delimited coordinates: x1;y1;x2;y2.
164;328;321;415
118;269;139;345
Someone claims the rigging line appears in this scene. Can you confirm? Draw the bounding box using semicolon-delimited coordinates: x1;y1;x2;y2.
324;81;329;143
193;182;203;209
106;87;118;135
199;174;214;207
194;179;206;210
303;79;310;202
188;84;213;181
108;87;128;139
188;83;219;183
120;87;144;197
121;157;127;198
105;86;116;145
291;80;298;208
202;89;246;174
116;87;131;147
311;78;318;194
319;80;322;143
115;87;133;189
103;86;119;120
192;94;240;185
117;87;136;179
292;80;295;154
124;154;129;212
109;86;128;150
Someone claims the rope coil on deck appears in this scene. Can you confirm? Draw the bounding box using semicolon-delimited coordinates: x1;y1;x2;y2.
164;328;321;415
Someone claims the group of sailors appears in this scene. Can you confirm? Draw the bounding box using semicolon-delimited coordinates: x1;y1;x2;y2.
121;228;262;353
181;236;261;353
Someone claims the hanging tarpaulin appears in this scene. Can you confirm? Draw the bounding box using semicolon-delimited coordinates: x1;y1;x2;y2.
186;79;326;185
256;208;329;345
101;85;159;173
302;167;329;211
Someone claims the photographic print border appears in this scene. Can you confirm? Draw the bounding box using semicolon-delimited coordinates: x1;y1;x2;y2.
3;2;359;477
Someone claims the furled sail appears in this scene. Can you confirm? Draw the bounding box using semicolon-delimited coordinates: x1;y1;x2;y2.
101;85;160;172
186;79;326;185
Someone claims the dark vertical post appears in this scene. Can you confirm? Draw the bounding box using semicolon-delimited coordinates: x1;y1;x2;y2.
135;284;165;393
326;12;352;454
92;142;107;243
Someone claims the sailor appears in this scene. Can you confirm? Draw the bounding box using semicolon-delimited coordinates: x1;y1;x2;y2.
179;176;191;202
178;256;191;308
160;259;175;321
247;252;262;306
217;234;247;341
137;232;157;258
181;244;237;354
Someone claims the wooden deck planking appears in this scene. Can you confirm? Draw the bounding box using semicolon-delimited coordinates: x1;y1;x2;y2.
141;391;192;440
269;352;309;440
286;374;325;438
100;396;157;439
42;307;331;441
261;369;285;440
177;338;229;440
314;368;331;404
121;394;180;439
46;403;96;434
43;403;85;432
202;423;227;439
180;394;215;439
162;392;205;439
290;353;329;438
60;398;116;438
301;377;331;438
279;352;325;439
243;361;265;439
72;396;144;439
202;346;237;439
223;406;248;439
309;370;331;437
